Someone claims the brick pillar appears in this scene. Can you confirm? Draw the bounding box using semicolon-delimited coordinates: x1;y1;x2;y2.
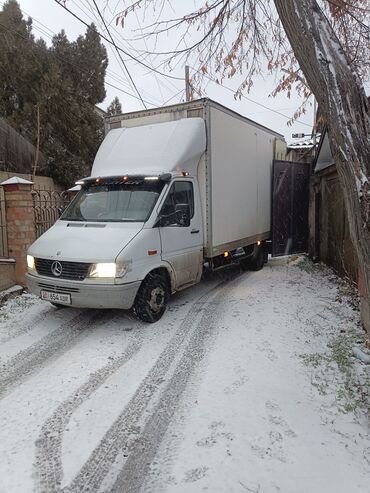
1;178;35;286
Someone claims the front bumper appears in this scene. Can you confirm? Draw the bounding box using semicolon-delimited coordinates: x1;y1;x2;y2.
26;273;141;309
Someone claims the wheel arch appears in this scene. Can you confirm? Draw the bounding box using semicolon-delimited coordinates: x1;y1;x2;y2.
141;264;174;293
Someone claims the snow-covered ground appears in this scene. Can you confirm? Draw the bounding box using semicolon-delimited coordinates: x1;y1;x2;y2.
0;257;369;493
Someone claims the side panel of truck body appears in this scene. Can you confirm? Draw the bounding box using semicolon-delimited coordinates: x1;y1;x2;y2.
105;99;284;258
208;105;275;256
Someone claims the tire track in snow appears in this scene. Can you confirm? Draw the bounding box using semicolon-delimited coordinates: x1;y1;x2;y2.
109;279;238;493
0;311;107;399
0;305;56;344
34;319;145;493
62;278;236;493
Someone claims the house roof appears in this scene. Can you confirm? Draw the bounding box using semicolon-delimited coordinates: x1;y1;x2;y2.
314;127;335;173
287;134;321;150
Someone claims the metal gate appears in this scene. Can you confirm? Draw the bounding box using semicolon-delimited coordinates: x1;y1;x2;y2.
272;160;310;257
32;189;69;238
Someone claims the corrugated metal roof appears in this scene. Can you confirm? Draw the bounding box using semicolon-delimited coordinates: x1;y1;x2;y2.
287;134;321;150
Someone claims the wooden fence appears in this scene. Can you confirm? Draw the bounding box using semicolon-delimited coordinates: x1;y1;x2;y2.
0;119;46;174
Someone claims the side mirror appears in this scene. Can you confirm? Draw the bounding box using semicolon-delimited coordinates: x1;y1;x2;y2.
175;203;190;227
57;206;65;217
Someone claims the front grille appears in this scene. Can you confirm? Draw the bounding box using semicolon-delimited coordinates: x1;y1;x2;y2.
35;258;91;281
38;282;80;293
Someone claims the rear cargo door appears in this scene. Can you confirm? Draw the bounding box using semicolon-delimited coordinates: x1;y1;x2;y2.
272;160;310;256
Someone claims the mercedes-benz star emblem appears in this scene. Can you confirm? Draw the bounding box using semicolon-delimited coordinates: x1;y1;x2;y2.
51;261;63;277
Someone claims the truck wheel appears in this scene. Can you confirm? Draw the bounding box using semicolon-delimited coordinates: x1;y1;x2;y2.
133;274;169;323
249;246;265;271
239;258;250;272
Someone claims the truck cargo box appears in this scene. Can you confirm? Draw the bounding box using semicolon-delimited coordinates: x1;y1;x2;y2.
105;98;285;257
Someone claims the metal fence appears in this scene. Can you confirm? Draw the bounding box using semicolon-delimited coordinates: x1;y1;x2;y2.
32;189;70;238
0;187;8;257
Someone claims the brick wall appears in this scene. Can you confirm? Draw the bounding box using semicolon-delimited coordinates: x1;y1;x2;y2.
0;260;16;290
1;180;35;287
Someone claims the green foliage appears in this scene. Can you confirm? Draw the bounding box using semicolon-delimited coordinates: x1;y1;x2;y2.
107;96;122;116
299;331;370;414
0;0;108;187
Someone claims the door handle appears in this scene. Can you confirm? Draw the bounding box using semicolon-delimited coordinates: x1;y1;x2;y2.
191;229;200;234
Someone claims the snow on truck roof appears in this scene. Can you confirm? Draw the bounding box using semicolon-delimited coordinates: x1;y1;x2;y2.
91;118;206;178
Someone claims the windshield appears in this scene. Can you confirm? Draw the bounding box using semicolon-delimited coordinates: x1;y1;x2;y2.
61;181;165;222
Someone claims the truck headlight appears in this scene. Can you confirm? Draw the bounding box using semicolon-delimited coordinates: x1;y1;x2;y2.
88;261;130;279
89;263;116;278
27;255;35;271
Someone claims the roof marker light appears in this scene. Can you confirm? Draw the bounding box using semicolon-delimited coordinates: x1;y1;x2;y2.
182;171;189;177
257;240;261;246
123;175;128;181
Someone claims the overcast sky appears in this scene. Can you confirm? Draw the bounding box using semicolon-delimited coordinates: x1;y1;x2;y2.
13;0;320;142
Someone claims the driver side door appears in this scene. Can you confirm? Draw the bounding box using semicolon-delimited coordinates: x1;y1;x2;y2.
158;180;203;288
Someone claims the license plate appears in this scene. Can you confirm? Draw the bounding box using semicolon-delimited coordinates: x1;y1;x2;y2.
41;290;71;304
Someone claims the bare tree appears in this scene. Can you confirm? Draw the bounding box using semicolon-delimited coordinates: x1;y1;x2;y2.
117;0;370;331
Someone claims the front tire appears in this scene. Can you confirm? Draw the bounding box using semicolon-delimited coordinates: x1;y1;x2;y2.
133;274;170;323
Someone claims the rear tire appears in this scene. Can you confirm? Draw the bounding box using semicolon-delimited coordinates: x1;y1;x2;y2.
240;258;250;272
249;245;265;271
133;274;170;323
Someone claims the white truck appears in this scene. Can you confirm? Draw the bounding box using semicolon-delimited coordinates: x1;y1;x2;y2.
26;99;285;322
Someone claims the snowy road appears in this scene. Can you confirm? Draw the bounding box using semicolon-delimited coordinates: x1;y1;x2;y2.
0;259;369;493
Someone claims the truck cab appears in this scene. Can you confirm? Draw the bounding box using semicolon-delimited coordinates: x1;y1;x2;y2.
26;118;206;322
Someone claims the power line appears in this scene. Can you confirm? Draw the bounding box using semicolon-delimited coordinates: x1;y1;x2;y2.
1;1;310;124
0;2;141;101
133;6;163;102
90;0;147;109
0;14;158;108
69;0;166;105
104;80;156;106
70;0;183;104
52;0;184;81
189;67;313;128
0;0;161;106
161;89;185;106
78;0;181;99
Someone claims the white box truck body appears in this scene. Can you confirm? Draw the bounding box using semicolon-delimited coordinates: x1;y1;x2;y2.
27;99;285;322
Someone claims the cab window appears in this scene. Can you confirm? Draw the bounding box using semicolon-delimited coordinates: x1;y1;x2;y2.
159;181;194;226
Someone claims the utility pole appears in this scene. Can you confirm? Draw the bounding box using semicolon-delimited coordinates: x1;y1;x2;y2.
312;96;317;146
32;105;40;182
185;65;192;102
